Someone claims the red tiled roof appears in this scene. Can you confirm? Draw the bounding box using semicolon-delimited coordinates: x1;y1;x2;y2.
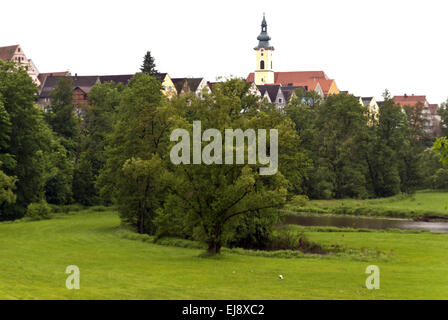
0;45;19;61
393;95;427;107
317;79;335;94
247;71;328;83
274;71;328;84
247;71;334;94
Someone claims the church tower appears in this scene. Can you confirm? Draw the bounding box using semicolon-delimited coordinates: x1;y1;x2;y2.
254;14;275;85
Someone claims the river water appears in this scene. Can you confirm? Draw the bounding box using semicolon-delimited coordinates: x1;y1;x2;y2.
283;213;448;233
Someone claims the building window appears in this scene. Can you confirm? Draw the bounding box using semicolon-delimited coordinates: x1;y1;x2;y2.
260;60;265;70
278;98;282;103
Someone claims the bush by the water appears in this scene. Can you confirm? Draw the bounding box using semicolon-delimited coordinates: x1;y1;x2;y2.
290;195;309;207
268;230;327;254
26;201;52;220
226;210;280;250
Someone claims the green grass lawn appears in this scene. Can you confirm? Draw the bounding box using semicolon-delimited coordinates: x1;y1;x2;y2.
289;190;448;218
0;209;447;299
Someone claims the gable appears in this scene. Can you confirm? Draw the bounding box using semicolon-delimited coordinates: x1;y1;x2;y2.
0;45;19;61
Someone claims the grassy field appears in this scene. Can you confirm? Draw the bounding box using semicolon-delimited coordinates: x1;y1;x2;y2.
287;190;448;218
0;209;447;299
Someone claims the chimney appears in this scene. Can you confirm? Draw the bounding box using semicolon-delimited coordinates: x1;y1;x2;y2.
404;94;408;98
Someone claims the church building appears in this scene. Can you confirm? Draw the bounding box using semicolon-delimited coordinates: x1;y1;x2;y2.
247;15;339;107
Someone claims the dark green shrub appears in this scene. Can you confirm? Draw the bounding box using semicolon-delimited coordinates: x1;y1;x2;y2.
26;201;52;220
431;169;448;189
269;230;327;254
290;195;309;207
227;209;281;250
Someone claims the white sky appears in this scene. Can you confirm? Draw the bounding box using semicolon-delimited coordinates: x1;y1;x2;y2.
1;0;447;103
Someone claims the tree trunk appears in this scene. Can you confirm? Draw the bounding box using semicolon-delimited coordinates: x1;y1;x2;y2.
207;241;221;254
207;226;222;254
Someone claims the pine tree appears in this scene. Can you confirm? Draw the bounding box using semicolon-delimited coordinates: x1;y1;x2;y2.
140;51;158;76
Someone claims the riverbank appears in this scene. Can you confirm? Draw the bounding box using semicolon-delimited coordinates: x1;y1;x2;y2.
281;212;448;233
285;190;448;220
0;209;447;299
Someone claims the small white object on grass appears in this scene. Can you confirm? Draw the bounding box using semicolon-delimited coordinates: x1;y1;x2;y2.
279;275;283;280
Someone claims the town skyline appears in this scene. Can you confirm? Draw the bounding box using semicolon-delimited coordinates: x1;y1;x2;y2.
1;0;447;104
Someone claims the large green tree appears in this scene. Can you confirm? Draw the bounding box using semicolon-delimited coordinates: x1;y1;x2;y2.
98;73;175;234
284;89;320;195
0;60;41;217
0;61;72;217
157;79;300;254
73;82;123;205
311;93;370;199
46;77;78;157
398;103;428;193
0;96;16;206
364;93;407;197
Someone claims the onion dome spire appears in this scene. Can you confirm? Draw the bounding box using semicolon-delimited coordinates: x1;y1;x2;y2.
254;13;274;50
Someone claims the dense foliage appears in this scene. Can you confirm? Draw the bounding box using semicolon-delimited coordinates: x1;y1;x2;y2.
0;61;74;219
0;57;445;252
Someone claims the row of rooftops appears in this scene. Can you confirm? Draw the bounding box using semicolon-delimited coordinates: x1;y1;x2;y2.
0;44;441;118
38;73;205;99
33;71;447;120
